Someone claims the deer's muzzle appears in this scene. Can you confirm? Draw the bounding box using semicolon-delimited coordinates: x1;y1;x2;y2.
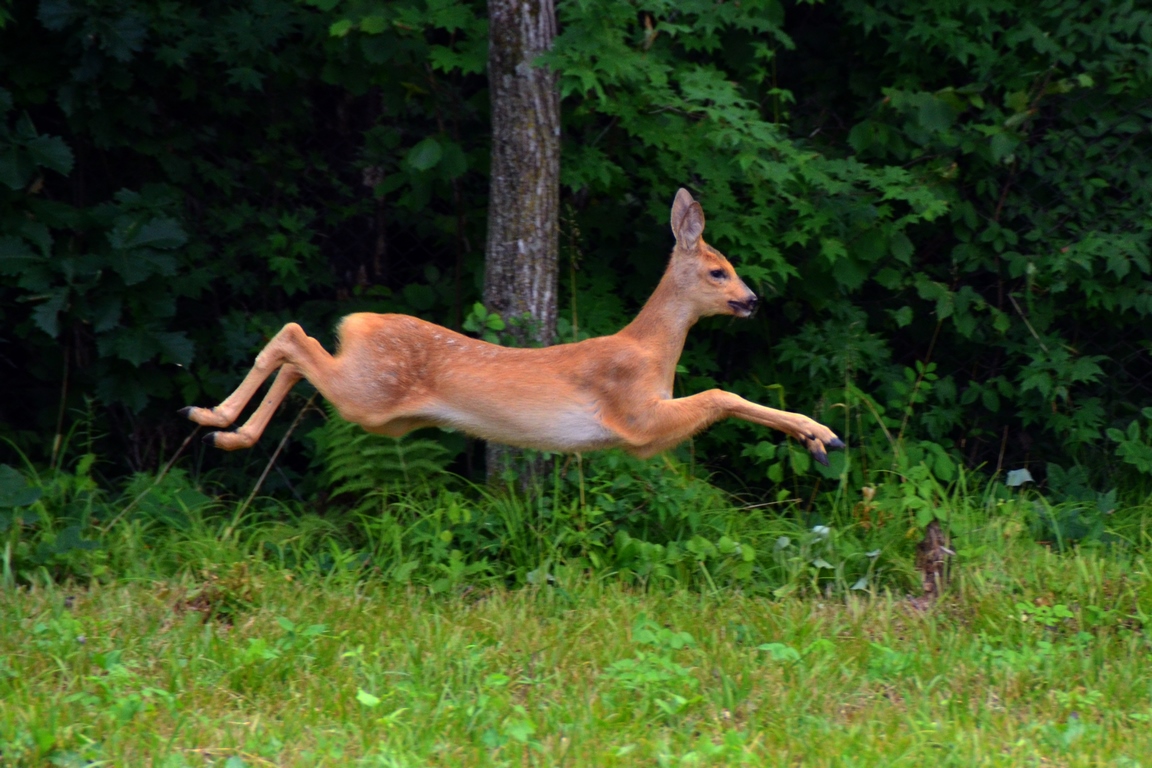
728;295;759;317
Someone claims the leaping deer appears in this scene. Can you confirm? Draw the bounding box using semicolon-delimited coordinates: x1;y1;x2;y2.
181;189;844;465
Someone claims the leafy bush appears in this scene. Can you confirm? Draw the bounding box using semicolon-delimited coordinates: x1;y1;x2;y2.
1;0;1150;518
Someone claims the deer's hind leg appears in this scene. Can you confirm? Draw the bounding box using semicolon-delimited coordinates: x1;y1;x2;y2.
182;322;340;450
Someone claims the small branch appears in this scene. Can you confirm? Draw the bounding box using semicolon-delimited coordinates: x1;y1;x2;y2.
232;394;318;524
1007;293;1048;352
996;425;1009;477
50;340;71;471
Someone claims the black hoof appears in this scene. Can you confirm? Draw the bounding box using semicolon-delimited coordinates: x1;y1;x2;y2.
203;432;218;446
828;437;845;450
178;406;195;419
813;450;830;467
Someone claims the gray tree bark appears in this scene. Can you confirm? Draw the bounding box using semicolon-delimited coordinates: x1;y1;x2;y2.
483;0;560;485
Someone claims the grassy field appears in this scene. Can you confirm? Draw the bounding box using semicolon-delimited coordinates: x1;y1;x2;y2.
3;528;1152;767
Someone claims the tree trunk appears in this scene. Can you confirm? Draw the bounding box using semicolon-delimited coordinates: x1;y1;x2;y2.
483;0;560;486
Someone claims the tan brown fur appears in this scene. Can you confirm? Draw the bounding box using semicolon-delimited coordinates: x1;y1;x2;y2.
182;189;843;464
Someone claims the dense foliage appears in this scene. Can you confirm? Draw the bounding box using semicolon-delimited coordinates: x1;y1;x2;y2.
2;0;1150;518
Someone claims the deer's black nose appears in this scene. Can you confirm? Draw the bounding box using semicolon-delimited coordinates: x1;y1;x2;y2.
728;294;759;316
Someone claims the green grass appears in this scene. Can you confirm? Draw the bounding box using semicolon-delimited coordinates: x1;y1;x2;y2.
3;534;1152;767
4;444;1152;765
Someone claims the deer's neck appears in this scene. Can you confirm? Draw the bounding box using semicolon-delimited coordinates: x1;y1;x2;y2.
620;268;698;365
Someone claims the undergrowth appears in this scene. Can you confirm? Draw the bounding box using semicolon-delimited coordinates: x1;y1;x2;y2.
3;413;1151;597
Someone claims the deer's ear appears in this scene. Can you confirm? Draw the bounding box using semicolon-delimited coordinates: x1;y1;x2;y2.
671;189;705;248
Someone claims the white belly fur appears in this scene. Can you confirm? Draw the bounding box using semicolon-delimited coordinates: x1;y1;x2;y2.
426;401;620;453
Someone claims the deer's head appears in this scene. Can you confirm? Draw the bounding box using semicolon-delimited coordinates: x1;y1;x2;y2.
669;188;759;319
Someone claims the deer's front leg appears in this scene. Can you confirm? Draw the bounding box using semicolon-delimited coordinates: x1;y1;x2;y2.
718;391;843;465
622;389;842;464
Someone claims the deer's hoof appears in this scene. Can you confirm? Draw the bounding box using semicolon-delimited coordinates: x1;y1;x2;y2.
828;437;845;450
203;432;219;447
812;448;830;467
178;406;195;419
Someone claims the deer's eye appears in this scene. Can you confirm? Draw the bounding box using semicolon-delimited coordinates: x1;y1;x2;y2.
709;269;726;279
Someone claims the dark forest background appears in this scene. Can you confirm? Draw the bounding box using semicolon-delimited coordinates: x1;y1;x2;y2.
2;0;1151;505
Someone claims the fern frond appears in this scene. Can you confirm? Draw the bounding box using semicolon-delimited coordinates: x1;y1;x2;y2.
310;404;456;502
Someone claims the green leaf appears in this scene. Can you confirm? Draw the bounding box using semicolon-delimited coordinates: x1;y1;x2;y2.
109;217;188;250
374;173;406;196
103;327;161;366
874;267;904;289
1003;112;1029;130
915;505;935;528
49;524;98;553
436;140;467;179
227;67;265;92
917;95;955;132
429;43;487;75
31;291;68;337
356;688;381;707
832;257;867;290
329;19;353;37
0;465;42;508
360;16;387;34
755;644;801;667
0;146;33;190
156;331;195;365
91;295;123;333
990;133;1018;163
503;718;536;743
99;15;147;62
854;229;888;263
890;233;914;264
106;250;155;285
0;235;39;275
847;120;882;154
1004;90;1029;112
26;134;74;175
406;137;443;171
820;237;847;263
484;672;511;688
427;0;476;32
20;220;53;256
